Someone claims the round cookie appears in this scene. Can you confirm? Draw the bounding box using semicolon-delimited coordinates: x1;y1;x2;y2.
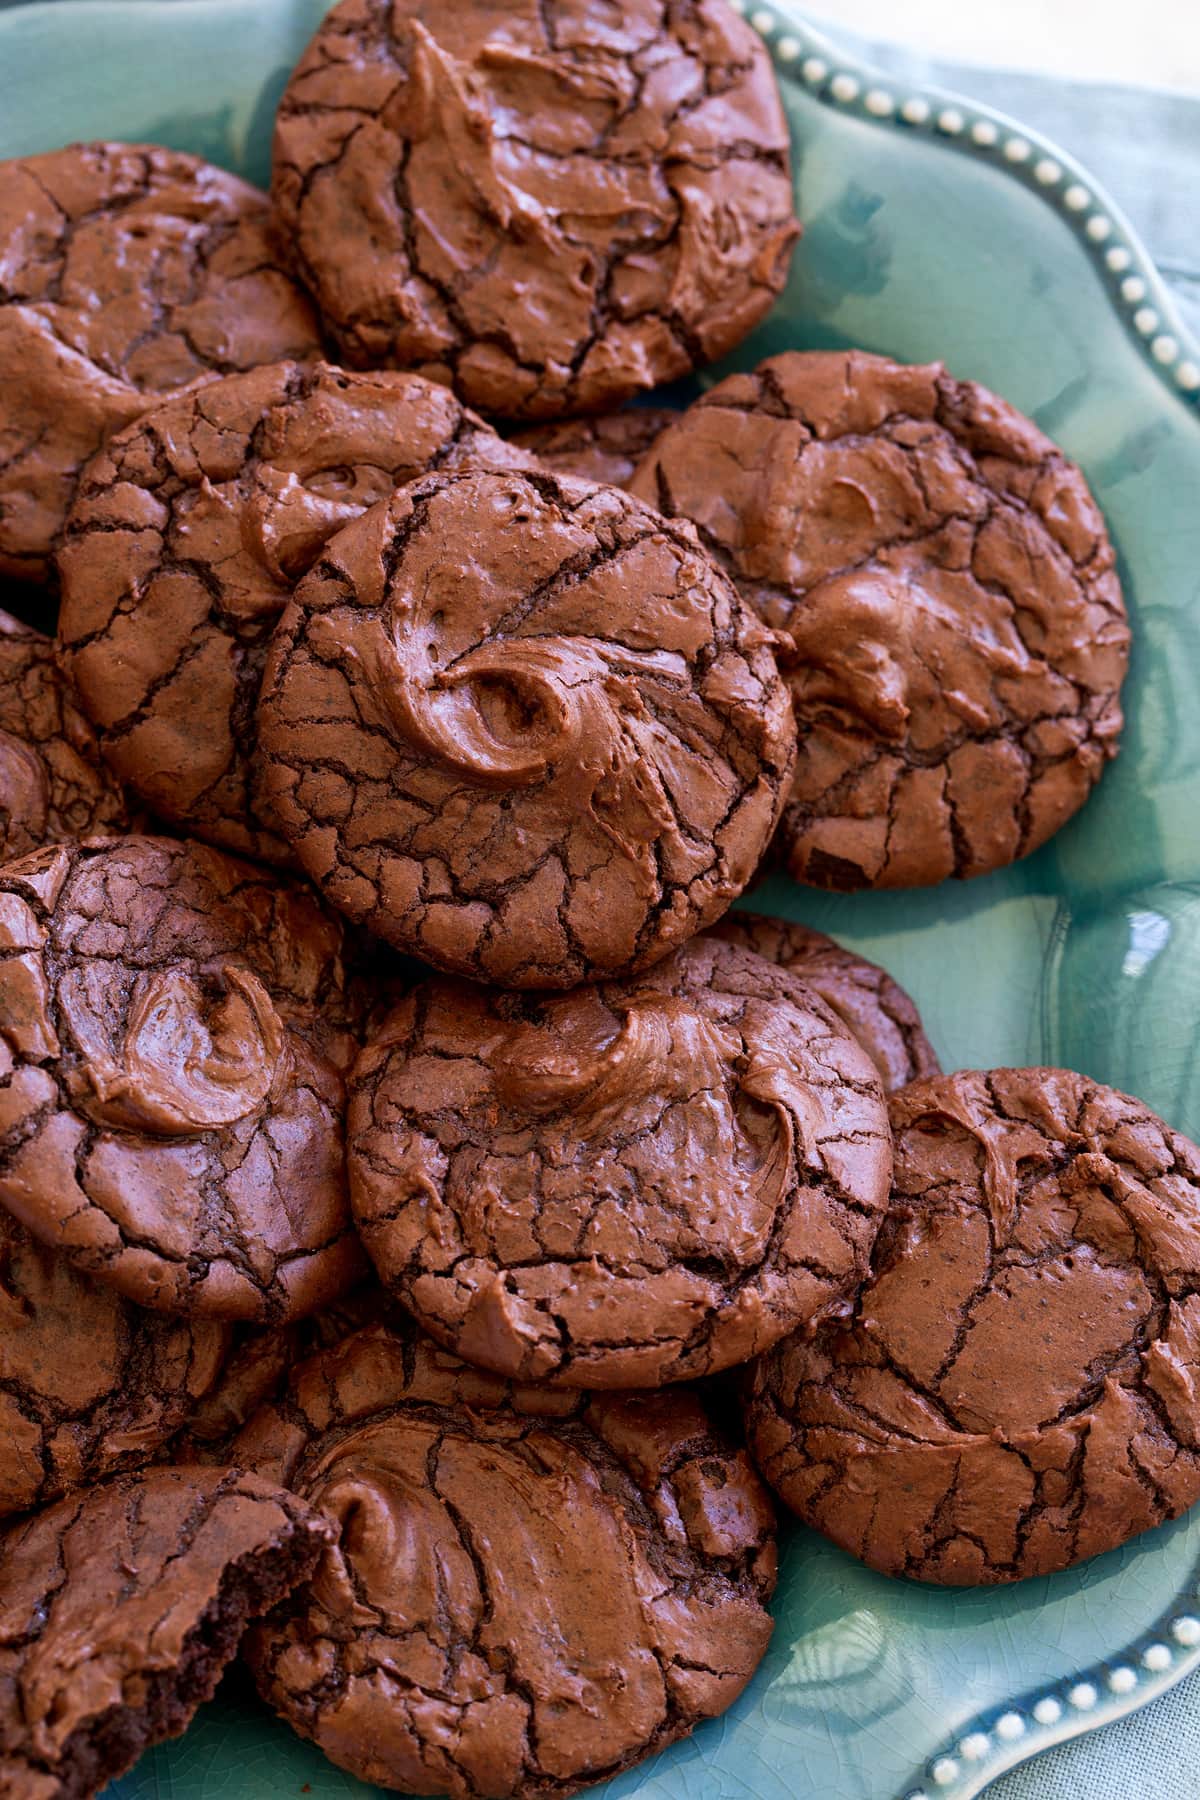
238;1322;777;1798
0;141;321;586
0;1206;232;1519
629;350;1130;890
257;467;796;985
0;1465;331;1800
0;837;367;1322
348;936;892;1387
513;407;679;491
745;1068;1200;1585
0;607;138;863
713;912;940;1093
57;363;532;864
271;0;799;418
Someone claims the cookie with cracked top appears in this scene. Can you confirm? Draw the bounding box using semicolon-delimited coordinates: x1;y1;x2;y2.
0;836;368;1322
56;362;533;865
0;1465;331;1800
237;1321;777;1798
629;350;1130;890
513;407;679;491
0;141;321;586
745;1068;1200;1584
712;912;940;1093
0;608;139;864
348;936;892;1387
270;0;799;418
0;1206;232;1519
256;467;797;987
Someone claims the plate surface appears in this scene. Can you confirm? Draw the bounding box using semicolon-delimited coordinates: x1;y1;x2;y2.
3;3;1200;1797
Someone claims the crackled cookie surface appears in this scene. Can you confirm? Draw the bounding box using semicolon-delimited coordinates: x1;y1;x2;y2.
57;363;531;864
713;913;940;1093
746;1069;1200;1584
0;608;137;863
514;408;678;491
0;837;366;1321
0;1466;330;1800
0;142;320;585
271;0;799;417
257;468;796;986
630;351;1130;889
0;1207;231;1518
239;1323;776;1798
349;937;891;1386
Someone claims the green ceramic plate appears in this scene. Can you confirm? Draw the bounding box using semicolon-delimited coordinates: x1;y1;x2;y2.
3;3;1200;1796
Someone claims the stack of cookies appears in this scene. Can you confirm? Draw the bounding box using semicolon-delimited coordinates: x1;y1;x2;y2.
0;4;1192;1798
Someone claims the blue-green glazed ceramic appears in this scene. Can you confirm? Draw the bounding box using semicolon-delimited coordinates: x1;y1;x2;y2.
2;3;1199;1796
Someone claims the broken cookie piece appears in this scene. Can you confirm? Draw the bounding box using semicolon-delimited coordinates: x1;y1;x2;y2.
514;408;679;491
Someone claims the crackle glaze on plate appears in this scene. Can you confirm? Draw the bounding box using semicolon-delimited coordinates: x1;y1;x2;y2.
2;2;1200;1797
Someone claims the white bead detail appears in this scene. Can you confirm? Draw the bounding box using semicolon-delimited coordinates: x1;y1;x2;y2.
901;97;931;124
802;55;828;83
1035;157;1063;184
865;88;895;116
1134;307;1160;335
959;1733;990;1761
1174;1615;1200;1644
1033;1697;1063;1726
1108;1667;1138;1694
750;8;775;33
1152;334;1179;363
995;1713;1026;1742
931;1758;959;1786
1122;275;1148;302
1178;361;1200;391
1064;183;1091;210
727;0;746;12
1069;1683;1098;1710
972;120;999;146
938;107;965;134
1004;136;1032;162
830;73;861;102
1086;215;1113;241
776;34;801;60
1143;1643;1173;1672
1106;246;1132;271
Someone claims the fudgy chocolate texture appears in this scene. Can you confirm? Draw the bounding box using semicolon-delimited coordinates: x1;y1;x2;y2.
0;1206;232;1518
0;142;321;585
257;467;796;986
745;1069;1200;1585
348;936;892;1387
56;362;532;865
0;608;137;863
239;1323;776;1798
629;351;1130;890
514;408;678;491
270;0;799;419
0;837;367;1322
0;1465;331;1799
713;913;940;1093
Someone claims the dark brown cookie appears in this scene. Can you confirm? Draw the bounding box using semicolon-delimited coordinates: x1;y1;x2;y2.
56;363;533;864
271;0;799;418
349;936;892;1387
745;1068;1200;1585
238;1322;776;1798
712;912;940;1093
0;837;367;1321
513;407;679;491
0;1465;331;1799
0;142;321;586
0;608;138;863
629;350;1130;890
0;1206;232;1518
256;467;796;985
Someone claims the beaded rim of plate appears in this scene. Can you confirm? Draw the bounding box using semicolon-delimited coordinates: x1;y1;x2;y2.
735;0;1200;408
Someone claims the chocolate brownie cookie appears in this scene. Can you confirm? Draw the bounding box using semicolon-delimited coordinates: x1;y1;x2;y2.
0;1465;330;1799
629;351;1130;890
56;363;532;864
0;608;137;863
257;468;796;985
713;913;940;1092
348;936;892;1386
271;0;799;418
514;408;679;491
0;142;321;586
238;1322;776;1798
746;1069;1200;1584
0;837;367;1321
0;1206;231;1518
